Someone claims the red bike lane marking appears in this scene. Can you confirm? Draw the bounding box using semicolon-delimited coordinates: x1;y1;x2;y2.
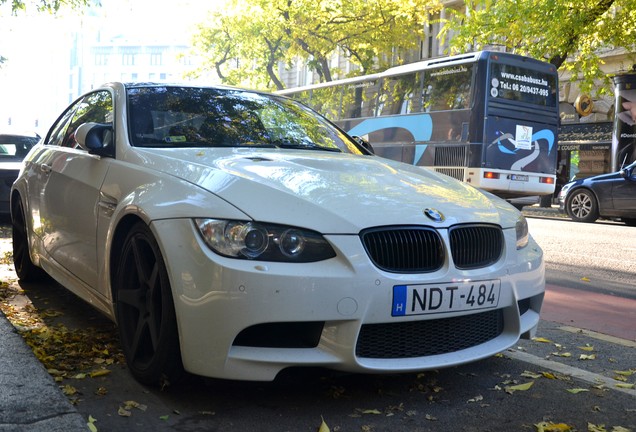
541;284;636;342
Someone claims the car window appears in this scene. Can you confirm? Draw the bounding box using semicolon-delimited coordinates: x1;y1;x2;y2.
0;135;39;160
126;86;363;154
47;91;114;148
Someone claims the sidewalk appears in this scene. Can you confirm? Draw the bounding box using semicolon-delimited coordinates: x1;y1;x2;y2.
0;310;87;432
522;203;567;218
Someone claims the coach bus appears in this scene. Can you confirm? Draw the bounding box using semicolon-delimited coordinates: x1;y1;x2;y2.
277;51;559;199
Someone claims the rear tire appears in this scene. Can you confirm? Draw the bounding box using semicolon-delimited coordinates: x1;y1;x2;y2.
566;189;599;223
113;222;183;386
12;198;47;282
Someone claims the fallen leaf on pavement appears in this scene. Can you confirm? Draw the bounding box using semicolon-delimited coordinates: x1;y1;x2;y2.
318;417;330;432
505;381;534;394
534;421;572;431
87;415;98;432
566;388;589;394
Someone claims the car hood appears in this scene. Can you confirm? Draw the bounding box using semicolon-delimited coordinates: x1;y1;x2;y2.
133;148;518;233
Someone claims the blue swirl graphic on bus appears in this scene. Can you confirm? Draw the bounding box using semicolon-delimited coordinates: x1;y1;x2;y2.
494;129;555;154
348;115;433;164
493;128;555;170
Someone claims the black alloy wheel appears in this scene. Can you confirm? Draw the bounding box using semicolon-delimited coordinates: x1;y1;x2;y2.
114;222;183;386
566;189;599;223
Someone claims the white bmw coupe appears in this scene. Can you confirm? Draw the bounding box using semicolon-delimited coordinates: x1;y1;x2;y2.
11;82;544;385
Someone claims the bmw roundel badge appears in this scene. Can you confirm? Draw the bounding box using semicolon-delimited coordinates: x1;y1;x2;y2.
424;208;444;222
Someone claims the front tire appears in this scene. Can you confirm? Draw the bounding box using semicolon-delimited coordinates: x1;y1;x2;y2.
566;189;599;223
12;198;47;282
114;222;183;386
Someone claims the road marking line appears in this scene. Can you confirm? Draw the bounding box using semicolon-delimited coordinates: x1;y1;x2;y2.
504;350;636;398
558;325;636;348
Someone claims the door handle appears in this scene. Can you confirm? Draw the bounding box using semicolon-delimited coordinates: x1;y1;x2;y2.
40;164;52;174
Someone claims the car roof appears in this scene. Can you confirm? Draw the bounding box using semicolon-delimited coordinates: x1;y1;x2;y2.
0;129;40;140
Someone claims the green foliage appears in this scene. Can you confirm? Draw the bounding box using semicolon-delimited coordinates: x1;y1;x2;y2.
190;0;442;90
441;0;636;96
1;0;87;14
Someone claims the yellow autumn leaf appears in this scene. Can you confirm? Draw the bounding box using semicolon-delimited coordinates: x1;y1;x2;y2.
521;371;542;379
534;421;572;432
532;337;553;343
542;372;556;379
505;381;534;394
62;385;78;396
613;374;628;382
578;345;594;351
552;352;572;357
566;388;589;394
611;427;632;432
581;277;590;282
90;369;111;378
318;417;330;432
123;400;148;411
614;370;634;376
615;383;635;389
361;409;382;415
579;354;596;360
87;415;98;432
587;423;606;432
118;407;132;417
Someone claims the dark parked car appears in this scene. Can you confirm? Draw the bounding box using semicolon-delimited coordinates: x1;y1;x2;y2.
558;160;636;225
0;130;40;214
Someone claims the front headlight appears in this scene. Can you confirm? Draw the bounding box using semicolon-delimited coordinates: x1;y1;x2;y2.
515;214;529;250
195;219;336;262
558;183;573;198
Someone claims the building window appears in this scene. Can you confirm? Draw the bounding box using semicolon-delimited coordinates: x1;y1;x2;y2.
150;53;163;66
95;54;109;66
160;73;167;80
122;53;136;66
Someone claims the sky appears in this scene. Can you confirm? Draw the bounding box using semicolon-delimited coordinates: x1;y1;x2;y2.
0;0;218;132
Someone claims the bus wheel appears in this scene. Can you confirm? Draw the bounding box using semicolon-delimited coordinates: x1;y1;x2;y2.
567;189;598;223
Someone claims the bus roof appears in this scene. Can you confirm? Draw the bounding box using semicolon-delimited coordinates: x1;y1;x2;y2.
277;50;552;95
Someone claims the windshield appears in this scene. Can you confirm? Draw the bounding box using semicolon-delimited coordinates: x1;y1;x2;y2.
0;134;39;160
127;86;362;154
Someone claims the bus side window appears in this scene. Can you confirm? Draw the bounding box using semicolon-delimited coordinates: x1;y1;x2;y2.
342;80;379;119
422;66;473;112
312;86;344;121
376;74;417;116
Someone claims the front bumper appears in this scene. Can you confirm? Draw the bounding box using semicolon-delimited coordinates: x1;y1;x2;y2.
152;219;545;381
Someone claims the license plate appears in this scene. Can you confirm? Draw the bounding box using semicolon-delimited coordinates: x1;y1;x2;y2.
510;174;529;181
392;280;501;316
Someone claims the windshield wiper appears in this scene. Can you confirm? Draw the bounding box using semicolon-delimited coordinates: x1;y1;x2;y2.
272;139;342;152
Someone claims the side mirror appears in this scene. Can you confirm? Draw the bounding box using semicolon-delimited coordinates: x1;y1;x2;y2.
620;166;634;180
75;122;114;156
352;135;374;154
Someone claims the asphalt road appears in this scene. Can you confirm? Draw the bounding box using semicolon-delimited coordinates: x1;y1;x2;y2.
527;216;636;299
1;216;635;432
